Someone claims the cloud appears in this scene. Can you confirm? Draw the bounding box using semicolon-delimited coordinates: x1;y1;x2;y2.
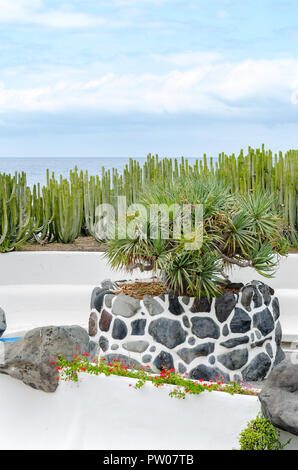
0;0;105;28
0;56;298;120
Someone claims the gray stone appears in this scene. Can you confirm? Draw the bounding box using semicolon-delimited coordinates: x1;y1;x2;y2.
178;363;187;374
99;336;109;352
190;297;212;313
188;336;195;345
215;292;237;323
177;343;215;365
251;333;255;342
0;307;7;338
112;318;128;340
0;325;91;392
272;297;280;321
88;311;98;337
275;321;282;346
111;344;119;350
153;351;174;371
240;284;262;311
149;346;156;353
93;289;115;312
222;324;229;336
104;354;141;370
131;319;146;336
220;336;249;349
258;283;272;306
99;309;113;332
242;352;272;381
89;340;98;357
168;293;184;315
265;343;273;358
123;340;149;353
189;364;230;383
191;317;220;339
182;296;190;305
112;293;140;318
230;307;251;333
273;346;286;366
182;315;190;328
208;355;215;365
101;279;117;291
148;318;187;349
218;348;249;370
159;294;165;302
143;295;164;316
255;330;262;340
142;354;152;363
253;308;275;337
259;359;298;435
251;336;272;348
105;294;115;309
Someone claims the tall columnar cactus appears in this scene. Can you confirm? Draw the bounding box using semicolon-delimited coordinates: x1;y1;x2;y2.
0;172;37;251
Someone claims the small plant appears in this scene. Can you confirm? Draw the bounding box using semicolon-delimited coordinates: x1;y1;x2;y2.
54;350;258;400
238;412;291;450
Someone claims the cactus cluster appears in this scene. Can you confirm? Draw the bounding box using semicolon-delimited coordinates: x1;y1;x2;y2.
0;145;297;252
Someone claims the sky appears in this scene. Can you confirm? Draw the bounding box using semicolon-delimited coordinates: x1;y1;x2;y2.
0;0;298;158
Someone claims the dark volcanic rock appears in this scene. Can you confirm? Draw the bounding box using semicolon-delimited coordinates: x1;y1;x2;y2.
220;336;249;349
273;346;286;366
182;315;190;328
99;335;109;352
258;283;272;306
222;324;229;336
168;293;184;315
190;297;212;313
0;307;6;338
191;317;220;339
131;319;146;336
189;364;230;383
112;318;128;340
153;351;174;371
0;325;91;392
275;320;282;346
240;284;262;311
93;289;115;313
253;308;275;337
215;292;237;323
148;318;187;349
217;348;249;370
242;352;272;381
230;308;251;333
259;359;298;435
272;297;280;321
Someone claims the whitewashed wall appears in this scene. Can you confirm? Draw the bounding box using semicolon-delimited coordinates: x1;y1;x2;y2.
0;252;297;342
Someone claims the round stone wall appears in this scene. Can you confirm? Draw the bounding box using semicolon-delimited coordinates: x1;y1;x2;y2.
88;279;285;382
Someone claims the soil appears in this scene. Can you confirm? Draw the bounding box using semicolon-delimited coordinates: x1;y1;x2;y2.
115;281;168;299
16;236;107;252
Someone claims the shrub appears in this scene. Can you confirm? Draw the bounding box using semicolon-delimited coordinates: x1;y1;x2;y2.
238;412;291;450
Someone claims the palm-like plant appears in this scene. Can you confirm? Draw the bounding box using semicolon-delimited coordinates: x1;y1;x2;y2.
105;175;288;299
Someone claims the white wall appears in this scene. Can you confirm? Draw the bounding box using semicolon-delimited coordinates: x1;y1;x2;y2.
0;372;261;450
0;252;297;341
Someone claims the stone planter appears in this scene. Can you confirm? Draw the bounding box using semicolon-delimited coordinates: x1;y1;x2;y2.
88;279;285;382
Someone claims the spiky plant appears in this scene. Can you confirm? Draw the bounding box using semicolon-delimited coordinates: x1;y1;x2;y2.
105;175;288;299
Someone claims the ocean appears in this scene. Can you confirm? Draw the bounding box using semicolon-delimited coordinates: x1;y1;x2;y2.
0;156;210;187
